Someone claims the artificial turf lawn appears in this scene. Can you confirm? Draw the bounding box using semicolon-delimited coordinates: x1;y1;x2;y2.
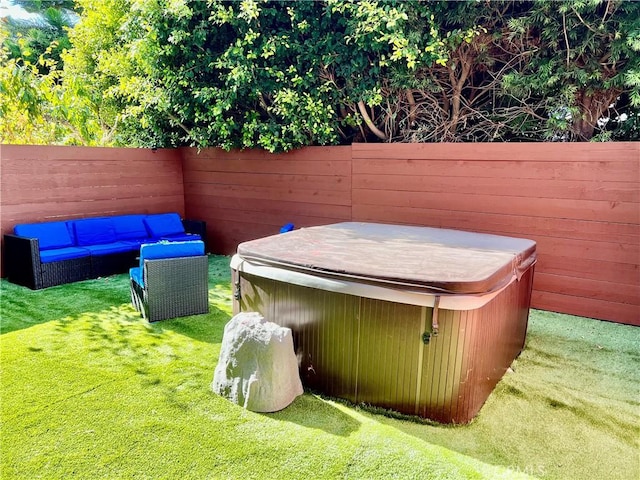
1;255;638;479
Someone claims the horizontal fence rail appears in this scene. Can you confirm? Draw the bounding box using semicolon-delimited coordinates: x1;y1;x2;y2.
1;143;638;325
180;146;353;255
349;143;639;326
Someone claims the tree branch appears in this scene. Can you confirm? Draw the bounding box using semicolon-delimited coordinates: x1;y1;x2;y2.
562;12;571;67
571;6;601;35
167;112;194;138
406;89;416;126
357;100;388;140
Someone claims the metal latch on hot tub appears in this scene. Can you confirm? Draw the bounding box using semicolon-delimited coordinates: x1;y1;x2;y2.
422;296;440;344
234;278;241;300
233;258;244;301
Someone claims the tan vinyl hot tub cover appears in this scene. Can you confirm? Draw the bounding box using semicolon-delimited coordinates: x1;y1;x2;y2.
236;222;537;295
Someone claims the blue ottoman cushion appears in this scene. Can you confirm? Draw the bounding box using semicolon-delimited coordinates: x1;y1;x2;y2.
129;267;143;287
132;240;205;287
160;233;202;242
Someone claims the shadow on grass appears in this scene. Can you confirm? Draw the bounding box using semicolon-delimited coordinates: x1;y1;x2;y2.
36;301;228;409
1;255;234;337
0;275;133;334
265;391;362;437
145;303;230;344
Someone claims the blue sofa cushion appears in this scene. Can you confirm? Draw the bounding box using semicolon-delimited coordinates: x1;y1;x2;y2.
144;213;185;238
112;215;149;241
160;233;202;243
74;218;117;246
40;247;91;263
131;240;205;287
121;239;146;249
82;242;137;256
14;221;74;250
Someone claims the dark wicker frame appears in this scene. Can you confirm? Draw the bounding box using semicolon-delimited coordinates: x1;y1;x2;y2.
181;219;207;250
91;250;139;278
130;255;209;322
3;234;92;289
3;218;207;289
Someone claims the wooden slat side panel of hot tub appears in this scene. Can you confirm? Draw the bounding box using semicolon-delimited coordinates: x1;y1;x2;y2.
232;267;533;424
294;287;360;400
354;299;424;414
233;271;360;402
420;267;534;424
418;307;469;423
234;270;429;411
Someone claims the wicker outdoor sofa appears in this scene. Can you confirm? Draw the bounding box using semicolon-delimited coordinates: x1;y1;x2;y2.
3;212;206;290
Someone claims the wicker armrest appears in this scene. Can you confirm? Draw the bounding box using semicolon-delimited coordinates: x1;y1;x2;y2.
3;234;43;289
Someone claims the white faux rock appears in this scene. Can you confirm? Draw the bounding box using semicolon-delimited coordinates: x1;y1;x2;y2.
212;312;303;412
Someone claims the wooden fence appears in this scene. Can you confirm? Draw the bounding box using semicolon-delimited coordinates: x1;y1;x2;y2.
1;143;638;325
349;143;639;326
182;143;639;326
180;146;353;254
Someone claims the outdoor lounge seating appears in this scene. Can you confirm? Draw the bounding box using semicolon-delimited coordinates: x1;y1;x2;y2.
3;212;206;289
129;240;209;322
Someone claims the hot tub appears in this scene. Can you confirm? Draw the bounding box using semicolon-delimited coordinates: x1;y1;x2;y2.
231;222;536;423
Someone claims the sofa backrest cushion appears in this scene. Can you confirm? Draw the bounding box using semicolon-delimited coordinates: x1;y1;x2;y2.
144;213;185;238
14;221;74;250
139;240;205;270
73;218;117;246
112;215;149;241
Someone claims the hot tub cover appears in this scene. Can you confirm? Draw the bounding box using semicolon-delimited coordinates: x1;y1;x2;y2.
236;222;536;295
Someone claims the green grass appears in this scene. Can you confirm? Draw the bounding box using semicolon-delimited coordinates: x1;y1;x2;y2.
1;255;638;479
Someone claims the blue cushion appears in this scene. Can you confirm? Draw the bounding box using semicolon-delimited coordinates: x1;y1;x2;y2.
81;242;137;256
73;218;117;246
139;240;204;268
129;267;143;287
112;215;149;241
121;239;146;249
160;233;202;243
132;241;204;287
144;213;185;238
40;247;91;263
14;221;75;250
65;222;77;244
